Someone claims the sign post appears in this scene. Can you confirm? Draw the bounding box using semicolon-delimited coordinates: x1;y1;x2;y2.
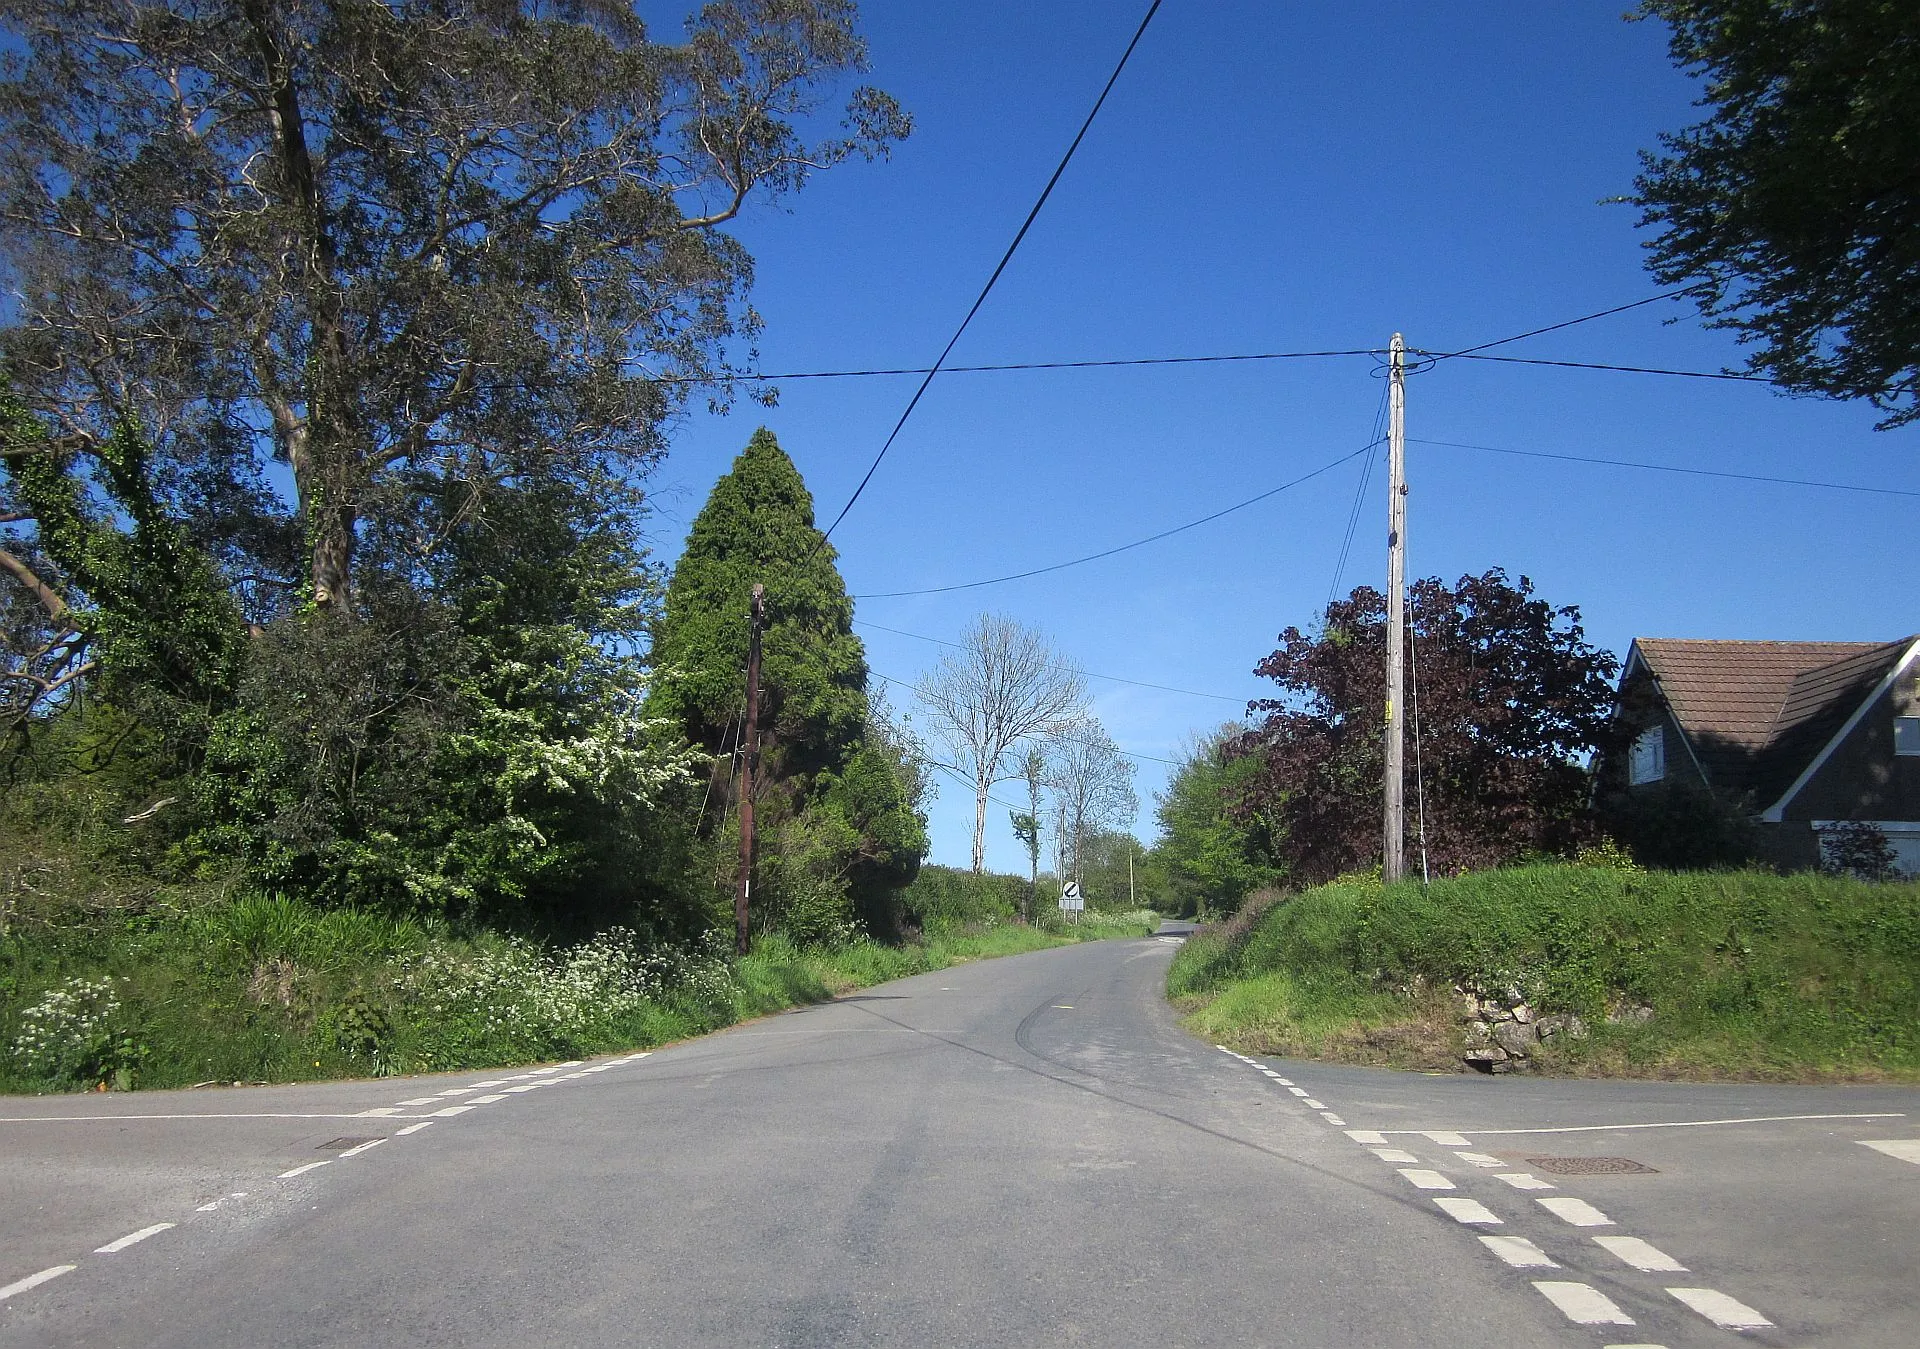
1059;880;1084;918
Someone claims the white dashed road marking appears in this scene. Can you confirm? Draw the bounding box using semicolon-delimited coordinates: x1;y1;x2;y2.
1302;1098;1326;1109
1479;1235;1558;1269
1534;1281;1636;1326
1537;1195;1613;1227
1420;1131;1472;1146
1320;1112;1346;1125
276;1160;331;1179
1454;1151;1504;1168
1398;1168;1456;1190
93;1223;174;1254
1495;1172;1556;1190
1287;1087;1309;1097
338;1138;386;1158
0;1266;75;1301
431;1104;475;1117
395;1120;434;1136
1370;1147;1420;1163
1860;1139;1920;1165
468;1094;510;1104
395;1098;439;1107
1345;1130;1389;1146
1433;1197;1503;1225
1666;1287;1772;1329
1594;1235;1687;1272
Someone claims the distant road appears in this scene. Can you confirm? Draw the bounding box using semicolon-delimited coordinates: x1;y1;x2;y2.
3;935;1916;1346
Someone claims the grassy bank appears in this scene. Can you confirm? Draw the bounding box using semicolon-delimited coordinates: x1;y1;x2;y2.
1;896;1157;1094
1169;865;1920;1082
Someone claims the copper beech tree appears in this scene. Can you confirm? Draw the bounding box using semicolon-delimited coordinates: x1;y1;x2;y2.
1233;570;1621;885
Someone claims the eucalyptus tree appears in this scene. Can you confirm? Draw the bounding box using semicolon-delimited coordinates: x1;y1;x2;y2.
0;0;908;612
914;614;1086;874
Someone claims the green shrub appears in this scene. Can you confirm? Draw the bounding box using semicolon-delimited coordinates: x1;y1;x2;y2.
896;865;1026;933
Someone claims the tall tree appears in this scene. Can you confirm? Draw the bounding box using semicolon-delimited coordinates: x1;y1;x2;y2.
914;614;1086;873
1009;742;1047;921
1237;570;1619;885
1046;718;1136;887
1632;0;1920;427
0;0;908;610
1154;725;1276;917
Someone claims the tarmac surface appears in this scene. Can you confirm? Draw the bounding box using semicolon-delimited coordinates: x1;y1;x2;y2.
2;925;1914;1347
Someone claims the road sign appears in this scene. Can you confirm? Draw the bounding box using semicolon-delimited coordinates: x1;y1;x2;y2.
1059;881;1083;912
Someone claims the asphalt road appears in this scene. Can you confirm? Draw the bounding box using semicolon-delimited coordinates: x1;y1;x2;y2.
2;930;1915;1347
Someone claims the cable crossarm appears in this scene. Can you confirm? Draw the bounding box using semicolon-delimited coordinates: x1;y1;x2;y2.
815;0;1166;546
853;440;1376;600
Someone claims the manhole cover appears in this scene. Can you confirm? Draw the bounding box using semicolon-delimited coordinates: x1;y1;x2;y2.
1525;1155;1658;1175
317;1136;381;1151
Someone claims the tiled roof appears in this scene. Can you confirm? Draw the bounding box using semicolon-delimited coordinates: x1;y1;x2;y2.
1631;637;1917;804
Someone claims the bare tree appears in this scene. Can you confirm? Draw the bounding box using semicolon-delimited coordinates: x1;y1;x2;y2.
1047;718;1137;887
914;614;1085;873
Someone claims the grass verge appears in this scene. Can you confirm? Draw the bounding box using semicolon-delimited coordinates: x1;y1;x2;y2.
1169;865;1920;1083
1;897;1158;1094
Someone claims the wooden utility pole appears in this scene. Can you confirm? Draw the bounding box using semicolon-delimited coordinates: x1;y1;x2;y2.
1383;333;1407;884
735;584;765;956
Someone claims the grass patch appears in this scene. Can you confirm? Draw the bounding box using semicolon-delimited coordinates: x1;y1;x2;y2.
1170;865;1920;1082
1;897;1157;1094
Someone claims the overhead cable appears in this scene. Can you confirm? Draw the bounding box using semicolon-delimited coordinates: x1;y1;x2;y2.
853;441;1376;600
854;620;1243;703
815;0;1166;544
1428;285;1711;360
1411;438;1920;499
1415;351;1769;383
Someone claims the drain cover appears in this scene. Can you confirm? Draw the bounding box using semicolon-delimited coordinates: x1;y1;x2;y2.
1525;1155;1658;1175
317;1136;381;1151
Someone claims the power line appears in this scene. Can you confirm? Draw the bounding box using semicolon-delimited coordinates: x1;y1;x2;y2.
1327;378;1391;606
854;620;1243;703
816;0;1165;544
853;440;1375;599
1410;438;1920;499
1415;351;1770;384
1430;285;1711;360
648;349;1379;384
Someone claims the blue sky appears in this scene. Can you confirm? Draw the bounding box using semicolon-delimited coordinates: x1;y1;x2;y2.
643;1;1918;874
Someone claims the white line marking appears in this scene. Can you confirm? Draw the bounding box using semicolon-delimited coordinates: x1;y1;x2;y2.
1345;1130;1389;1146
558;1071;591;1080
430;1105;474;1117
1480;1235;1558;1268
1398;1168;1455;1190
1288;1087;1309;1097
1421;1131;1472;1146
1376;1112;1901;1138
0;1113;430;1123
582;1064;615;1073
395;1121;433;1136
395;1098;439;1107
93;1223;174;1254
1433;1197;1503;1224
1496;1172;1556;1190
468;1094;509;1104
502;1083;547;1093
1861;1139;1920;1164
1538;1196;1613;1227
435;1088;480;1097
528;1066;564;1075
1261;1069;1282;1077
354;1107;404;1117
1320;1112;1347;1125
1600;1344;1668;1348
558;1060;583;1067
277;1160;332;1179
1666;1287;1772;1329
1370;1147;1421;1163
1273;1078;1294;1086
1454;1151;1504;1167
1303;1099;1326;1109
1594;1235;1686;1272
0;1265;75;1301
469;1080;510;1089
1534;1281;1635;1326
338;1138;387;1158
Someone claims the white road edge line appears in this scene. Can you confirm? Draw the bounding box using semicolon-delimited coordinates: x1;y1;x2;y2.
277;1160;331;1179
1666;1287;1772;1329
1479;1235;1558;1269
1533;1281;1635;1326
0;1265;76;1301
1538;1196;1613;1227
1594;1235;1687;1273
94;1223;175;1254
1377;1112;1902;1137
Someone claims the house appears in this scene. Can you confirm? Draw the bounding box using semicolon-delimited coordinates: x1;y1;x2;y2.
1607;635;1920;875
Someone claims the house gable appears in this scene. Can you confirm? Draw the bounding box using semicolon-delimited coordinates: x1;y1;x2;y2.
1762;638;1920;822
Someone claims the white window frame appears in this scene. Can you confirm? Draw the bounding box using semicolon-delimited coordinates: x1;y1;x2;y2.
1813;821;1920;879
1895;715;1920;756
1628;726;1665;785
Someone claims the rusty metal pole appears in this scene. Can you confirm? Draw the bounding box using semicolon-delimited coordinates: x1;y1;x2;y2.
735;584;765;957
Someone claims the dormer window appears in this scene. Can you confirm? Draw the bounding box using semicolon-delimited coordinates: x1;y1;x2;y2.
1629;726;1666;785
1897;716;1920;756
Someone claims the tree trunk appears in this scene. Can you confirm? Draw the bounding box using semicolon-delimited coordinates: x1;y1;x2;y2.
972;778;989;873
